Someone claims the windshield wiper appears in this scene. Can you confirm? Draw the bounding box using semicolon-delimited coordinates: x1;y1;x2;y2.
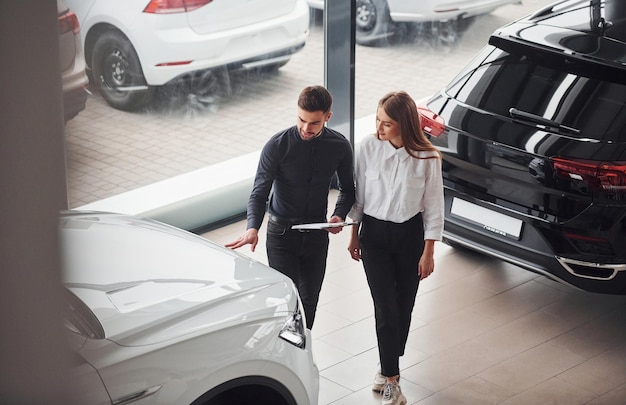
509;108;580;135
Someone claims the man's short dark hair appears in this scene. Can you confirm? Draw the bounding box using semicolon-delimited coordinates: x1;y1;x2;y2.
298;85;332;114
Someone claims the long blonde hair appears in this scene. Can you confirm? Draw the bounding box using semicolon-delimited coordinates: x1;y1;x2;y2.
377;91;441;159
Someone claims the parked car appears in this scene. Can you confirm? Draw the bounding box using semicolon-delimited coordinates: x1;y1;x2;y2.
65;0;310;111
419;0;626;295
61;211;319;404
58;0;89;123
307;0;520;45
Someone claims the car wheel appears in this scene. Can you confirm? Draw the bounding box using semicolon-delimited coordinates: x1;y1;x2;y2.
91;30;153;111
355;0;394;46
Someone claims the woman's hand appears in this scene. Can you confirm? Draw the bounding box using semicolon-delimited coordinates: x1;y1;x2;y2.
348;237;361;261
418;239;436;280
347;223;361;261
418;257;434;280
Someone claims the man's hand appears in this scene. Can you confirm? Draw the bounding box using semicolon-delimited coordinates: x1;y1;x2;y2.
225;228;259;252
327;215;344;234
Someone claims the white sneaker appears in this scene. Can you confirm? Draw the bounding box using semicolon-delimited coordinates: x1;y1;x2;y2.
373;369;401;393
381;380;407;405
372;370;386;392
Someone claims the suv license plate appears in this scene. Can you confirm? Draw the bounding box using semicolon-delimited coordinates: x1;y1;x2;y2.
450;198;523;240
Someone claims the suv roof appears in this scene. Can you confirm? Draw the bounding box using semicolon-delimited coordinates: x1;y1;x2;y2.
492;0;626;70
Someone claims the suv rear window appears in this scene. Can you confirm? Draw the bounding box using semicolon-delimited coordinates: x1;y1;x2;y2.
445;44;626;143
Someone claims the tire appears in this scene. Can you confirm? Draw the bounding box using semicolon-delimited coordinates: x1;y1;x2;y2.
355;0;394;46
91;30;153;111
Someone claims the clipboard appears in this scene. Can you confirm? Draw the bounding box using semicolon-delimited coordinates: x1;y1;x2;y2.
291;221;359;230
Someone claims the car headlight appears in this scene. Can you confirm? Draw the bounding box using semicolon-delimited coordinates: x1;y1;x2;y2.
278;304;306;349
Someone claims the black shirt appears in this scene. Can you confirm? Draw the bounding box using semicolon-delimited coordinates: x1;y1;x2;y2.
247;125;355;230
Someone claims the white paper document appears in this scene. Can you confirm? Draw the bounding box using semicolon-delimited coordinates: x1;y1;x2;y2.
291;221;359;230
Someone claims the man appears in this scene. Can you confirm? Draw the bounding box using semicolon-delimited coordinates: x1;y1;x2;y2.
226;85;355;329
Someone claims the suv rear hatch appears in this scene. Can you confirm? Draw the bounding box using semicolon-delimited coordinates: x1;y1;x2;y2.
422;0;626;226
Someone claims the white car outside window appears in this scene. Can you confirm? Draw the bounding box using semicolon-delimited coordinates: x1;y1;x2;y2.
307;0;520;45
65;0;310;111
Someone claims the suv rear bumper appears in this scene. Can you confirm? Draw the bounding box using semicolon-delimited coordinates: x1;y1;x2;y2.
443;193;626;295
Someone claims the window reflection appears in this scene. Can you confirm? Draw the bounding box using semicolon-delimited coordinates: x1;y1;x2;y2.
64;1;554;211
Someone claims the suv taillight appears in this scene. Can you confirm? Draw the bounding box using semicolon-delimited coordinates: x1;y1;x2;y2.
552;158;626;194
417;103;446;137
144;0;213;14
58;10;80;35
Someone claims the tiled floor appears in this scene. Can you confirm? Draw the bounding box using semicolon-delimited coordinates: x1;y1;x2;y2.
203;191;626;404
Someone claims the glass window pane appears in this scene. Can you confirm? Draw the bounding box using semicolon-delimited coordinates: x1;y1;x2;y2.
65;1;554;213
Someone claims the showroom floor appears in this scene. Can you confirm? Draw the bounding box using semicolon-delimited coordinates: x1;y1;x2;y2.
203;191;626;405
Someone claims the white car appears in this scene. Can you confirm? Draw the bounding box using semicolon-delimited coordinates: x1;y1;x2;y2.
65;0;310;111
308;0;520;45
61;211;319;405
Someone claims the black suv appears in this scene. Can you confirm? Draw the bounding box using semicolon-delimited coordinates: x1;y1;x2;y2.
419;0;626;295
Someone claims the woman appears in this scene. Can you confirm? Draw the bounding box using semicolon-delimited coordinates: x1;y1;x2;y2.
348;91;444;405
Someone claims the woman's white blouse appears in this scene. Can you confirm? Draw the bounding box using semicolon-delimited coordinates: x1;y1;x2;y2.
348;134;444;241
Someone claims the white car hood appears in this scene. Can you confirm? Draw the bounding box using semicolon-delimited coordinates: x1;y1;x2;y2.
60;212;296;346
